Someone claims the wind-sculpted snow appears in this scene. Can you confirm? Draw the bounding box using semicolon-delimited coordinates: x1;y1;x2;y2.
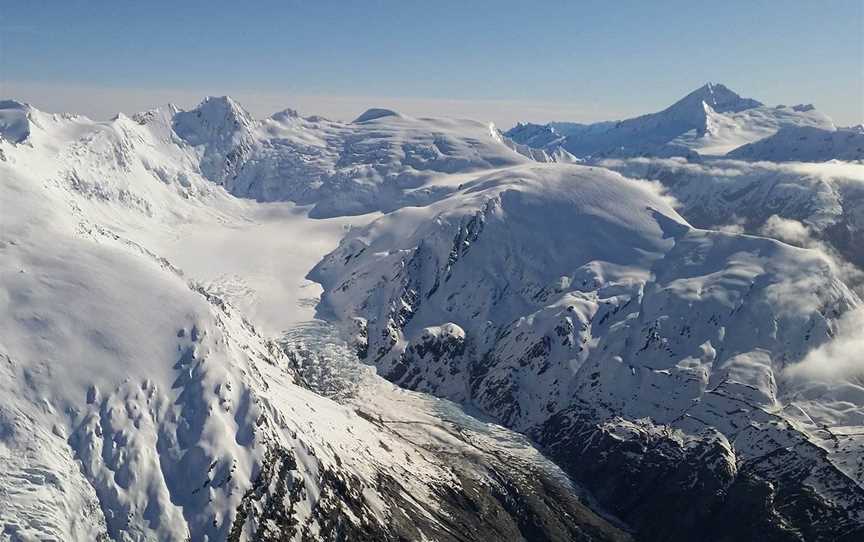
0;100;31;144
315;162;864;540
670;101;835;156
3;142;281;538
1;135;371;539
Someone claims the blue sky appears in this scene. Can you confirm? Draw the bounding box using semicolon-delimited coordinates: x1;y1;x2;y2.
2;0;862;126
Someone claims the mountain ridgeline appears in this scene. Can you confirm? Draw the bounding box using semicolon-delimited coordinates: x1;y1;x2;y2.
1;83;863;541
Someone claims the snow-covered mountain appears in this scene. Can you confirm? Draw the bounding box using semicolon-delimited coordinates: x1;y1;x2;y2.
728;124;864;162
3;90;864;541
505;83;840;160
313;163;864;540
162;97;531;217
0;100;628;541
600;157;864;276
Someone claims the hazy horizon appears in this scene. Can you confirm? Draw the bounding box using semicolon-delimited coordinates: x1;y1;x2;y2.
3;0;863;127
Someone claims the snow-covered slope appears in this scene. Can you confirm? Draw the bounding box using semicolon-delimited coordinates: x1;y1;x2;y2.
4;92;864;542
506;83;835;159
505;122;569;150
672;102;835;156
0;103;629;541
162;97;531;217
727;124;864;162
314;162;864;540
601;157;864;275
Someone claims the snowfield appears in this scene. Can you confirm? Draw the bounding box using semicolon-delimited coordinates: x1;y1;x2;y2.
2;84;864;541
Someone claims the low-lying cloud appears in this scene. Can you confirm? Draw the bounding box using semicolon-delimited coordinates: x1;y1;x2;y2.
785;307;864;385
758;214;864;296
759;215;812;247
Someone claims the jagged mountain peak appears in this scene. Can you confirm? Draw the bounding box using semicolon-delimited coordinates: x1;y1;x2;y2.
130;103;181;126
182;95;254;128
667;82;763;115
3;83;864;541
170;96;258;183
197;94;250;114
505;83;836;159
269;107;302;122
172;96;255;141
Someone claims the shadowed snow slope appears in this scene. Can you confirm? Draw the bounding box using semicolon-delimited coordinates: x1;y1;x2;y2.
0;100;32;143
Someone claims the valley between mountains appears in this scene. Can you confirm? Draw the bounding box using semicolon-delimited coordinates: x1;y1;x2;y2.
1;84;863;541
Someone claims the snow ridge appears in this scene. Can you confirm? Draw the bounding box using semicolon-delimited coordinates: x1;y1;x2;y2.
505;82;841;160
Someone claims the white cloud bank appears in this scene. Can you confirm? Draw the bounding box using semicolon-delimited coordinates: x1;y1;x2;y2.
786;308;864;385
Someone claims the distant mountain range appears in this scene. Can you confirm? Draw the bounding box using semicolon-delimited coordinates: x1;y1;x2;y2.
1;85;863;541
505;83;860;162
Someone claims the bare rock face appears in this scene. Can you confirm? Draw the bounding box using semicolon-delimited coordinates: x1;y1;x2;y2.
534;406;864;542
387;324;467;396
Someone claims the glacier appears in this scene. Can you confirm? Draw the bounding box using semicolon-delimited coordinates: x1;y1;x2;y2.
2;84;864;541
